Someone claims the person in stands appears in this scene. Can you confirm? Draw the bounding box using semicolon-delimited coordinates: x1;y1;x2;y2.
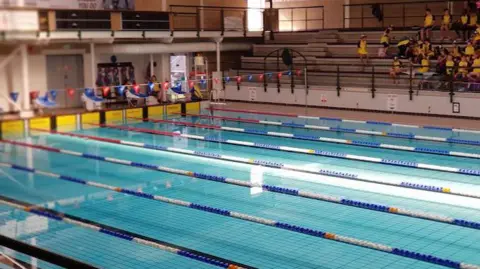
390;56;403;84
397;37;410;58
467;53;480;80
422;39;435;59
465;40;475;60
454;9;470;41
456;54;469;78
421;8;435;41
357;34;369;66
468;10;478;38
445;54;455;77
440;8;452;42
149;75;162;101
379;25;393;57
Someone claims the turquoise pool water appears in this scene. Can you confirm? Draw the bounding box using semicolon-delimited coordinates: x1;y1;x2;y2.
1;110;480;269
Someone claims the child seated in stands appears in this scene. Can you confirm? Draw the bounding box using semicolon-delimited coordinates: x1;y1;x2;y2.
454;9;470;41
421;9;435;41
457;55;469;79
357;34;369;66
445;55;455;77
418;55;430;74
451;41;462;61
390;56;403;84
422;40;435;59
473;27;480;46
440;8;452;42
468;10;478;39
465;40;475;58
467;54;480;80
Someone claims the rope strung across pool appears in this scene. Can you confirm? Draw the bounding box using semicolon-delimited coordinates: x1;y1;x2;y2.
15;130;480;199
208;107;480;134
144;116;480;160
0;166;478;269
208;108;480;146
95;123;480;177
0;196;252;269
2;160;478;230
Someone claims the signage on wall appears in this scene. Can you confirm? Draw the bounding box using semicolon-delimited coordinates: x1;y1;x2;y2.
387;94;398;111
452;102;460;113
0;11;39;31
0;0;135;10
248;87;257;101
320;94;327;103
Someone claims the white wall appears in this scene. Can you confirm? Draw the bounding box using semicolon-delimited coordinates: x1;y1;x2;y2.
0;54;47;113
226;85;480;118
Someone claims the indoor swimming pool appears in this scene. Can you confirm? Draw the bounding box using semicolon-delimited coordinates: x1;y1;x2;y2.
1;108;480;269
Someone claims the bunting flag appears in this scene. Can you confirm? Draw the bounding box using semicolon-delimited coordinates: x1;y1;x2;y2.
277;72;283;79
296;69;302;77
267;73;272;79
49;90;57;100
200;79;207;85
259;74;264;80
163;82;170;90
236;76;242;83
148;82;154;92
248;75;253;81
287;70;292;76
189;81;195;89
30;91;39;100
225;77;230;83
103;87;110;97
213;78;220;84
133;85;140;94
67;88;75;97
9;92;19;103
117;86;126;95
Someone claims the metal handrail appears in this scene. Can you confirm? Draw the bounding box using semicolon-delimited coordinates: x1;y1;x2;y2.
0;251;27;269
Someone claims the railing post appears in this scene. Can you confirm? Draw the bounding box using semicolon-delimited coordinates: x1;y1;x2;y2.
361;6;364;28
304;67;309;96
449;71;454;103
343;5;345;29
322;7;325;29
243;10;247;37
381;4;384;28
304;8;308;31
336;65;341;96
291;8;294;32
371;65;376;98
237;69;240;91
277;50;281;93
408;64;413;100
196;7;201;37
220;8;225;35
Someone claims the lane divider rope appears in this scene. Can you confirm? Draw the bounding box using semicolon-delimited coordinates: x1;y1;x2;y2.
150;115;480;160
3;160;479;230
1;166;478;269
91;124;480;177
12;131;480;199
207;108;480;146
0;196;253;269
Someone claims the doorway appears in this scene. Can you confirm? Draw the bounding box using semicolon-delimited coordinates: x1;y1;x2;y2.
46;54;84;108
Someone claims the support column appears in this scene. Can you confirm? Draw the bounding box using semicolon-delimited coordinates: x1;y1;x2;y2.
162;0;167;11
216;42;221;72
90;43;96;89
20;44;31;112
150;54;154;77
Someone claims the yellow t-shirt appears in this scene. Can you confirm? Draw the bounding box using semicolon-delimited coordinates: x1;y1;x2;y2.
470;15;478;26
380;34;389;44
418;59;429;73
465;45;475;55
473;58;480;73
358;40;368;55
459;61;468;74
446;60;455;75
397;40;409;47
442;15;451;25
424;15;434;27
392;60;401;72
461;15;468;24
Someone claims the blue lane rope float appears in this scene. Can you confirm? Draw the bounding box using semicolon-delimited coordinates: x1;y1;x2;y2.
204;109;480;146
3;161;480;230
0;196;253;269
9;132;479;199
1;166;478;269
93;124;480;177
208;107;480;136
143;117;480;160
